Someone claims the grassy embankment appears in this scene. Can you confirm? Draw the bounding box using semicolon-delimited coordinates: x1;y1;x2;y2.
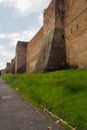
2;70;87;130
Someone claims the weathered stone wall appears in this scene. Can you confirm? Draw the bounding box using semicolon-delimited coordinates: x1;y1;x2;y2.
35;29;54;71
0;69;6;75
43;0;55;38
26;27;43;72
43;0;65;33
10;58;15;74
6;63;11;73
55;0;65;28
4;0;87;73
36;0;66;72
36;28;66;71
15;41;27;73
65;0;87;68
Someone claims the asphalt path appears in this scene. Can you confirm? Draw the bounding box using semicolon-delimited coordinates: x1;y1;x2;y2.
0;78;60;130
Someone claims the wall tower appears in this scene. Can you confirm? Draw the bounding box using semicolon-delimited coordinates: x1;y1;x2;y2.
36;0;66;71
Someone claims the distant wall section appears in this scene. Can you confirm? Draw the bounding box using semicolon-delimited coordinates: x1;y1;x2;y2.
10;58;15;74
15;41;27;73
6;63;11;73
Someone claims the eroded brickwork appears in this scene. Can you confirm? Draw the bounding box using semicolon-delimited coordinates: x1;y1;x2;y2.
65;0;87;68
10;58;15;74
15;41;27;73
43;0;55;38
26;27;43;72
2;0;87;73
36;0;66;71
6;63;11;73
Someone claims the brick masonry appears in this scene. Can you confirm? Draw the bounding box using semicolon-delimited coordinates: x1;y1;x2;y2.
65;0;87;68
1;0;87;74
15;41;27;73
10;58;15;74
26;27;43;72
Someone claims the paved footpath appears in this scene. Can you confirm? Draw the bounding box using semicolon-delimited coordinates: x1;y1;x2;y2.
0;79;60;130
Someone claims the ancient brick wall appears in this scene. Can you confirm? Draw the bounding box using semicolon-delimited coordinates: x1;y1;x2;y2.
10;58;15;74
15;41;27;73
16;0;87;72
5;0;87;73
43;0;55;38
55;0;65;28
36;28;66;72
26;27;43;72
6;63;11;73
26;0;87;71
36;0;66;72
0;69;6;75
65;0;87;68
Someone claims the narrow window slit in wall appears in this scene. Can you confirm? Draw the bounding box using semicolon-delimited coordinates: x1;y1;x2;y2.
62;35;64;40
77;24;79;29
71;28;73;33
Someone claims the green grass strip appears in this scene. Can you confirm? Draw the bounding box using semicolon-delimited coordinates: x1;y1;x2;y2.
2;69;87;130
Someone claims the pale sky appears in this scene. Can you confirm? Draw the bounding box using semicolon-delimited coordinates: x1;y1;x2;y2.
0;0;51;70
